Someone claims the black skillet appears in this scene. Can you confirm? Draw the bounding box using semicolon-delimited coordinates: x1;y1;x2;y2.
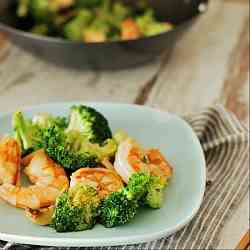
0;0;208;69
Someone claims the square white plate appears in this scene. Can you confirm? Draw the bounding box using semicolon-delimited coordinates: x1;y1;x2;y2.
0;102;206;247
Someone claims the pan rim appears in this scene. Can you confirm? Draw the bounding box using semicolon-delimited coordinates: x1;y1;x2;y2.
0;1;209;46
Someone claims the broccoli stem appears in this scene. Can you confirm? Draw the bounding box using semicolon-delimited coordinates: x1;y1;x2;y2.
12;111;32;152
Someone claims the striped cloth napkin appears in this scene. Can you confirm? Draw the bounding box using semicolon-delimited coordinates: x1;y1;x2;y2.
0;105;249;250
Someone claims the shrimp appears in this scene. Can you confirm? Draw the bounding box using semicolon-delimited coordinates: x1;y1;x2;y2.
70;168;124;199
121;18;141;40
22;150;69;191
0;137;21;186
146;149;173;180
114;138;173;183
0;150;69;210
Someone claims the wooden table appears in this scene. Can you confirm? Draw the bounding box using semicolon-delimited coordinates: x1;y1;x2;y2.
0;0;249;249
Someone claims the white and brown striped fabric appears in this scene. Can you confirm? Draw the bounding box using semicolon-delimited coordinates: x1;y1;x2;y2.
1;105;249;250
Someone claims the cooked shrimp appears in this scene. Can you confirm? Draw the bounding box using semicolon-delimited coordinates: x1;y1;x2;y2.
0;137;21;186
114;138;173;183
0;150;69;209
146;149;173;179
70;168;124;199
22;150;69;191
121;18;141;40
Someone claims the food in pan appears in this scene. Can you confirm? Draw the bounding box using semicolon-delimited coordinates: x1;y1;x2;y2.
15;0;174;42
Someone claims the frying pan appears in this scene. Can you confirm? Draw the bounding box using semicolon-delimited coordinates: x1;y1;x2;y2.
0;0;208;69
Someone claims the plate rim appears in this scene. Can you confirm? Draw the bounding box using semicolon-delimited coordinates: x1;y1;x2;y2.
0;101;206;247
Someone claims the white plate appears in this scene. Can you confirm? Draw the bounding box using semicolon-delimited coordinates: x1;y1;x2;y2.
0;102;206;247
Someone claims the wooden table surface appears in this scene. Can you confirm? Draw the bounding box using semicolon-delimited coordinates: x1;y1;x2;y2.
0;0;249;249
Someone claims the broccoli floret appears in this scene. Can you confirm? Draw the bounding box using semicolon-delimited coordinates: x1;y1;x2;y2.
74;136;117;161
12;111;67;155
99;191;138;228
32;113;68;129
83;19;109;43
67;105;112;144
123;172;151;200
43;126;98;171
66;129;117;161
145;175;166;209
42;107;116;171
112;1;132;24
92;0;123;31
29;0;58;22
30;0;50;21
17;0;31;17
12;111;43;155
124;172;166;208
124;172;166;209
125;172;166;209
99;171;167;228
136;9;172;37
51;184;100;232
64;10;93;41
99;172;150;228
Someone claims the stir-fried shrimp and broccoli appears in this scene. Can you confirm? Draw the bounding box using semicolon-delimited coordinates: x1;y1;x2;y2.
15;0;174;42
0;104;173;232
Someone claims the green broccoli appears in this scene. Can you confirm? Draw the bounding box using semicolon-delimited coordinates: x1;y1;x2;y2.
145;175;166;209
99;172;152;228
72;136;117;161
83;19;109;42
126;172;166;209
136;9;170;37
112;1;132;25
32;112;68;129
102;173;166;228
92;0;124;31
99;191;138;228
66;105;112;144
51;184;100;232
66;129;117;160
29;0;58;22
17;0;70;35
12;111;67;155
124;172;166;209
123;172;151;200
64;10;93;41
42;105;116;171
43;125;118;171
12;111;43;155
42;126;98;171
17;0;31;17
